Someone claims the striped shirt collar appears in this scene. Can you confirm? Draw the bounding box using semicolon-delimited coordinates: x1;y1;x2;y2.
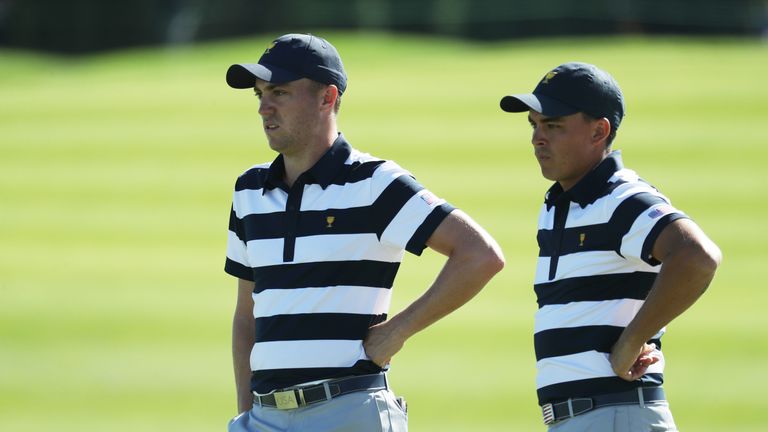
545;150;624;210
264;133;353;193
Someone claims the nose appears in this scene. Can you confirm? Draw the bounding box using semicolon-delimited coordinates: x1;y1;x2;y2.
531;125;546;147
258;97;274;117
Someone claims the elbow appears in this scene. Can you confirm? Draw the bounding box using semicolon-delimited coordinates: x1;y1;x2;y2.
460;241;505;279
492;249;506;275
480;243;506;277
695;233;722;276
701;242;722;278
684;241;722;291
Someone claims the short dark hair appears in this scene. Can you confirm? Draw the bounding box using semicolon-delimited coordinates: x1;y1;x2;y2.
582;113;617;149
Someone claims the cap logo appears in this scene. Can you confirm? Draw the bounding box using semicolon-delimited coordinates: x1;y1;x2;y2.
542;71;558;84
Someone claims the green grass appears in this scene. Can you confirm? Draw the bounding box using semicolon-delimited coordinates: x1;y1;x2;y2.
2;32;767;431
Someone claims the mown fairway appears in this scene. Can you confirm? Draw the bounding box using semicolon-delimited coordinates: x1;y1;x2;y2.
1;33;766;431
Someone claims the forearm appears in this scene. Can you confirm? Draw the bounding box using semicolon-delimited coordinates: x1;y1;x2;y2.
363;211;504;366
390;246;503;341
233;313;255;413
610;219;721;380
619;246;719;346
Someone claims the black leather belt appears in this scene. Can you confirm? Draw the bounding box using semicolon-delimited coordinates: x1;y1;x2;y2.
254;373;388;410
541;387;666;425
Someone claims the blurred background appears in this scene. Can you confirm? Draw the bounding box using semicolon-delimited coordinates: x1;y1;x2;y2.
1;1;767;431
1;0;767;53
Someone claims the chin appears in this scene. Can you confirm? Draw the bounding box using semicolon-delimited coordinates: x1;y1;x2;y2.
266;139;284;152
540;169;556;182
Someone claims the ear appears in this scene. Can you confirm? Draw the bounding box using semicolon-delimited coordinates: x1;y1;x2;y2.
592;117;611;144
321;85;339;110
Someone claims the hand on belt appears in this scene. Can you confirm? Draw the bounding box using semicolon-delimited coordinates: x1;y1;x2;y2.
541;387;666;425
254;373;388;410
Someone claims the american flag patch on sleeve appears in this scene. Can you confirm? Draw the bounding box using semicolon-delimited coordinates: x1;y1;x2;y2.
419;190;440;206
648;204;676;219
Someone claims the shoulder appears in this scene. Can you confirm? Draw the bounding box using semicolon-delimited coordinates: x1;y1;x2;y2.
346;149;413;182
234;162;272;191
610;168;671;203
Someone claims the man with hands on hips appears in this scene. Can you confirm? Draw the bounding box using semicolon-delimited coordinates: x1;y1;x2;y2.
499;62;721;431
224;33;505;432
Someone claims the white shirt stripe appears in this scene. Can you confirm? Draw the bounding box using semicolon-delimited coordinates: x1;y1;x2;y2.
534;299;645;333
536;350;666;390
233;186;287;218
299;175;397;211
534;251;660;284
240;234;405;268
226;230;250;267
252;285;392;318
251;339;368;371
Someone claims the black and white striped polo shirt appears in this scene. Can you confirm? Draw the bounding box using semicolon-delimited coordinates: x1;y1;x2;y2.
225;133;454;394
534;151;688;405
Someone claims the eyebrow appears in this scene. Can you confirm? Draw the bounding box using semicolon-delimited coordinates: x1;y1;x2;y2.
528;114;564;124
254;82;282;93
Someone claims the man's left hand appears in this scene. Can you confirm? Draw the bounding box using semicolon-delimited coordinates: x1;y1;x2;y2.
363;320;406;368
609;341;660;382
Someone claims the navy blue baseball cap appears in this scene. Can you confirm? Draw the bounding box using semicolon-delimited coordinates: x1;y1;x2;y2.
500;62;625;131
226;33;347;94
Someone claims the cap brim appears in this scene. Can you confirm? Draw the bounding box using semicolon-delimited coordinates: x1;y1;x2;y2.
226;63;303;89
500;93;579;117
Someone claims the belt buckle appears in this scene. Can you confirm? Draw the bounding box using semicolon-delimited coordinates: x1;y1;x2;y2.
541;403;555;425
274;389;300;410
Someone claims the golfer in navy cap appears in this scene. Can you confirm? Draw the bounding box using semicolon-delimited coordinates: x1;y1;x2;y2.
224;33;505;432
500;62;721;430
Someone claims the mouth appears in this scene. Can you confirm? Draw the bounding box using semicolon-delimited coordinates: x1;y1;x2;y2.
262;116;279;130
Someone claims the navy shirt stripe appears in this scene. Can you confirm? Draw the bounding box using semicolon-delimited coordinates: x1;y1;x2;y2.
642;213;688;265
534;325;625;361
537;374;665;403
534;272;657;307
225;258;253;281
251;361;383;393
370;174;425;237
252;260;400;293
255;313;387;342
406;203;455;255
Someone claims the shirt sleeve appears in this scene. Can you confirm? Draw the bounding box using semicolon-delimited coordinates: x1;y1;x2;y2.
370;161;455;256
619;195;688;266
224;196;254;280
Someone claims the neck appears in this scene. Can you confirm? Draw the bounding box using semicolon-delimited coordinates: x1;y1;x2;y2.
559;150;610;192
282;125;338;187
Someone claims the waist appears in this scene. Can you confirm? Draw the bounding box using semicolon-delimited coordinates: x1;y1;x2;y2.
535;352;665;393
253;373;388;410
251;360;384;394
542;387;666;425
